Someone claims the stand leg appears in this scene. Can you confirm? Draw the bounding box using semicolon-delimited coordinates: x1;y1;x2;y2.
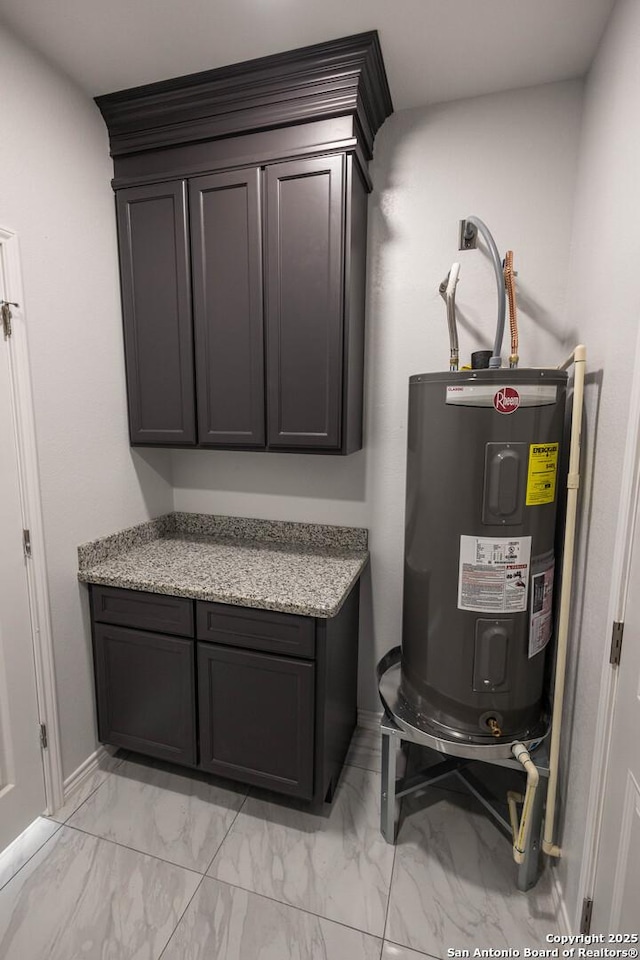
517;775;546;892
381;728;398;843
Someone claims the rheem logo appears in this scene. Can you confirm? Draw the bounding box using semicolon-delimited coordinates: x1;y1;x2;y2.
493;387;520;414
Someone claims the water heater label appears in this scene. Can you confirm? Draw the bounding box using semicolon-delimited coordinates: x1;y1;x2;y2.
446;384;557;407
458;535;532;613
529;562;555;658
526;442;559;505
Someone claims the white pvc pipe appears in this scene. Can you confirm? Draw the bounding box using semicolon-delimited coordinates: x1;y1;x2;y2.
543;344;587;857
507;790;523;843
511;743;540;864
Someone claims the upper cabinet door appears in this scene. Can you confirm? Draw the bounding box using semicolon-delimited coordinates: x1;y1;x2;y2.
265;155;345;450
190;169;265;447
116;182;196;445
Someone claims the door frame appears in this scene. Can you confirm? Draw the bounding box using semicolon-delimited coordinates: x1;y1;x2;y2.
0;226;64;815
576;321;640;930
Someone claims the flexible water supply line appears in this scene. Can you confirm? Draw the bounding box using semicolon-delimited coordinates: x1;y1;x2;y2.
439;262;460;370
510;743;540;864
463;216;506;368
543;344;587;858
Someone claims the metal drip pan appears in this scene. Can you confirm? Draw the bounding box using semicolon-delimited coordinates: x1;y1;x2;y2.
378;648;550;762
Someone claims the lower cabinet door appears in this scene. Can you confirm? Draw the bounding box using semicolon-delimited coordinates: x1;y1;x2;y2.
197;642;314;799
93;623;196;765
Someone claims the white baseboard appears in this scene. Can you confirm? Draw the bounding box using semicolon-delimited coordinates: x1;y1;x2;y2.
62;745;116;802
550;868;572;936
357;709;383;731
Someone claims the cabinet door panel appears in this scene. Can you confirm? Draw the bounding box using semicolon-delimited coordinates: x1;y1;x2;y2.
198;643;314;798
190;169;265;447
265;156;344;450
116;182;195;444
94;623;196;765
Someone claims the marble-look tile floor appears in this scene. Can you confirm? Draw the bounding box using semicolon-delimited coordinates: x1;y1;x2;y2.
0;727;560;960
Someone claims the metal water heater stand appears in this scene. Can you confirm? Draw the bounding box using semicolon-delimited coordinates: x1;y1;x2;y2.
377;647;550;892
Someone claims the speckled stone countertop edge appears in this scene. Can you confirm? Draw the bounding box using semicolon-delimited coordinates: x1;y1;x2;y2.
78;512;368;570
77;554;369;619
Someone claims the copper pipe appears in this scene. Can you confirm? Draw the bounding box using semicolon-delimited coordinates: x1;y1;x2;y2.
504;250;519;368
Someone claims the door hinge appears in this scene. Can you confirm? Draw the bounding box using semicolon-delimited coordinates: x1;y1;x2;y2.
580;897;593;935
1;300;18;340
610;621;624;666
23;528;32;559
39;723;48;750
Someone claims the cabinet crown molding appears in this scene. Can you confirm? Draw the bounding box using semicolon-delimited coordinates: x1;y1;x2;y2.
95;31;393;160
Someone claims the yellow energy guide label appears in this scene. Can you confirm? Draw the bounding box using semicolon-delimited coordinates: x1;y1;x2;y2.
526;442;559;506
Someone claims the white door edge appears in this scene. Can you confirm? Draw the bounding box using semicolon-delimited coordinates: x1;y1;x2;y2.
575;321;640;930
0;226;63;813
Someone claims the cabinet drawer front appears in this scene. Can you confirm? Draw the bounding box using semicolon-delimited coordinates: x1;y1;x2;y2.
92;586;194;637
197;643;314;798
196;601;314;658
93;623;196;766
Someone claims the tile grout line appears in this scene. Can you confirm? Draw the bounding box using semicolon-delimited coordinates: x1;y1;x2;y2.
202;873;387;944
203;764;394;943
56;753;404;948
156;873;207;960
352;730;386;960
202;790;249;876
47;776;107;825
381;843;398;946
381;796;399;948
383;937;442;960
382;743;450;960
153;741;377;955
48;753;127;826
57;756;251;877
344;759;382;775
0;820;63;893
2;750;129;889
62;822;206;878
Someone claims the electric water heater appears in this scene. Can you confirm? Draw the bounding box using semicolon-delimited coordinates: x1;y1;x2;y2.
400;368;567;744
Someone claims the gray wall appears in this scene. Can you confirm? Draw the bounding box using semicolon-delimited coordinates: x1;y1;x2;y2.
556;0;640;929
0;22;174;780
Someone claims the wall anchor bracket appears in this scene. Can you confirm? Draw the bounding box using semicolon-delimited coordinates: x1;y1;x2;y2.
458;219;478;250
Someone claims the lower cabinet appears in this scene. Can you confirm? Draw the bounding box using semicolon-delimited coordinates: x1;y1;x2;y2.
198;644;314;798
93;623;196;766
89;584;359;805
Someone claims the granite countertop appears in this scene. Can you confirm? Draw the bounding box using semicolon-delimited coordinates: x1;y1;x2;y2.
77;513;368;618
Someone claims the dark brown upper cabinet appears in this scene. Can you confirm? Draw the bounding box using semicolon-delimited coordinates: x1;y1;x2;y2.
265;155;344;450
97;33;392;453
116;182;196;445
190;168;265;448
